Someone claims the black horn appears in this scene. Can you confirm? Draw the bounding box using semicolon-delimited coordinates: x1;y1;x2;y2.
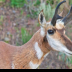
51;0;66;26
56;15;63;19
62;6;72;25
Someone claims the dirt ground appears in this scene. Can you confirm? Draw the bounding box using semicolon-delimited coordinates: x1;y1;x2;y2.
0;4;72;69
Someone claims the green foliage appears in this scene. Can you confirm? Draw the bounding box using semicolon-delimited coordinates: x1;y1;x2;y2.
58;52;72;66
27;0;40;18
10;0;27;8
0;0;5;3
0;15;4;21
21;28;32;44
34;0;41;6
20;10;24;15
67;57;72;64
58;52;66;61
38;3;55;20
46;0;54;4
0;15;4;25
27;0;55;19
37;23;40;27
69;0;72;5
46;0;60;6
27;14;30;18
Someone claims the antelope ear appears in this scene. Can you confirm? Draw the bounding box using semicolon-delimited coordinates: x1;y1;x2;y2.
38;10;46;27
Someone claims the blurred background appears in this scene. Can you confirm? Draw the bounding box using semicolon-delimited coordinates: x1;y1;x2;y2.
0;0;72;69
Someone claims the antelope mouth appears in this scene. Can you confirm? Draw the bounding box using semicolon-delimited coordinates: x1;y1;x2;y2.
62;35;72;52
64;51;72;56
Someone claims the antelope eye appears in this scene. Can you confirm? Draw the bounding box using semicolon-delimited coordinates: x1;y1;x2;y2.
48;29;54;35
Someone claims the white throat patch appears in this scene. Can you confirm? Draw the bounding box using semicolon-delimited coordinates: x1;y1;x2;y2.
11;63;15;69
34;42;43;59
29;61;39;69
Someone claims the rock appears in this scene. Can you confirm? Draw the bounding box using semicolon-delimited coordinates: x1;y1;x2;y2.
1;8;4;10
4;37;10;41
13;23;17;26
7;32;11;35
12;10;16;14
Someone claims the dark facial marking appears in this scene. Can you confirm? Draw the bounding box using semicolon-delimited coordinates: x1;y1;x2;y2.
43;36;48;42
40;14;43;23
61;34;72;51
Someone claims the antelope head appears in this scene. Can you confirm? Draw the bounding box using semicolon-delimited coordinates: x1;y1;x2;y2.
38;1;72;56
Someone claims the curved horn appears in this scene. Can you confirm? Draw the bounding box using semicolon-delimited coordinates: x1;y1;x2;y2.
51;0;66;26
56;14;63;19
62;6;72;25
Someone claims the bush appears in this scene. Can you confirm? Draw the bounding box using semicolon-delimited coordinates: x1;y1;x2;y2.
10;0;27;8
21;28;32;44
38;3;55;21
0;0;5;3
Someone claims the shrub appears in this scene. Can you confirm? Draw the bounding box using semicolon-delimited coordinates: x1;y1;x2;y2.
38;3;55;21
10;0;27;8
0;0;5;3
21;28;32;44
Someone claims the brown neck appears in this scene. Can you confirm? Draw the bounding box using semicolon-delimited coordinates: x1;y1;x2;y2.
12;29;51;69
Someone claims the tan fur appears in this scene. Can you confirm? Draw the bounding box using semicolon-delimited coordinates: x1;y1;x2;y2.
0;10;72;69
0;25;72;69
0;24;71;69
46;25;72;52
13;29;51;69
55;23;65;29
0;29;51;69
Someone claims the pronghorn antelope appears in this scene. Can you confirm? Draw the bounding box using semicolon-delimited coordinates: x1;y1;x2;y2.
0;1;72;69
